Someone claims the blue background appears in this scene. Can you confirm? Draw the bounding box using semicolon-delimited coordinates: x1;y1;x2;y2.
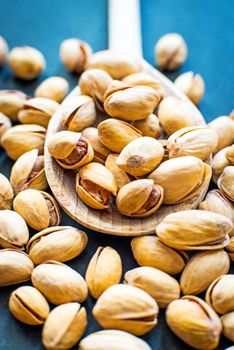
0;0;234;349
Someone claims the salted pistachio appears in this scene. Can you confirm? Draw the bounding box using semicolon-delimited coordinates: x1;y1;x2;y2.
221;312;234;342
82;127;111;164
86;246;122;299
0;113;11;144
0;36;8;66
76;162;117;209
226;236;234;261
167;126;218;160
62;95;96;132
79;330;152;350
116;180;163;218
104;82;161;121
18;97;59;128
27;226;88;265
13;189;61;231
1;124;46;160
0;173;14;209
156;210;232;250
32;260;88;305
60;38;92;73
79;68;113;111
158;96;196;135
105;154;131;191
131;236;188;275
117;137;164;176
208;116;234;152
175;71;205;104
132;114;161;138
9;286;50;325
149;156;211;204
0;249;34;286
93;284;159;336
206;274;234;314
180;250;230;295
166;296;222;350
7;46;46;80
212;146;231;183
0;90;28;121
0;210;29;249
42;302;87;350
47;130;94;169
122;72;162;93
218;166;234;202
35;76;69;102
226;144;234;164
124;266;180;308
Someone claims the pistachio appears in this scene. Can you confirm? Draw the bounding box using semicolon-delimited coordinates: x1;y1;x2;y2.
0;113;11;144
226;144;234;164
9;286;50;325
82;127;111;164
131;236;188;275
86;246;122;299
35;76;69;102
208;116;234;152
212;146;231;183
42;302;87;350
13;189;61;231
27;226;88;265
122;72;162;92
93;284;159;336
221;312;234;342
124;266;180;308
98;118;142;153
0;36;8;66
60;38;92;73
116;180;163;217
0;173;14;209
175;71;205;104
206;274;234;314
62;95;96;132
226;236;234;261
7;46;46;80
156;210;232;250
1;124;46;160
0;249;33;286
47;130;94;169
76;162;117;209
166;296;222;349
218;166;234;202
31;260;88;305
105;154;131;191
0;90;28;121
132;114;161;138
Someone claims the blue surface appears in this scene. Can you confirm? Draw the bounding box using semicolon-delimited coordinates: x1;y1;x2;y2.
0;1;234;349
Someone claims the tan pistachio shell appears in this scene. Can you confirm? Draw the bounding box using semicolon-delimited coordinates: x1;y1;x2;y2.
206;274;234;314
175;71;205;104
0;90;28;121
60;38;92;73
0;173;14;209
221;312;234;342
82;127;111;164
105;154;131;191
226;236;234;261
122;72;161;91
212;146;231;183
35;76;69;102
218;166;234;202
0;113;11;144
226;144;234;164
132;114;161;138
208;116;234;152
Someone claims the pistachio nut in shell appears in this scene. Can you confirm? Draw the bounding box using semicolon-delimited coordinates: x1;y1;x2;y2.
31;260;88;304
0;173;14;209
206;274;234;314
132;114;161;138
76;162;117;209
79;330;152;350
122;72;161;92
13;189;61;231
226;144;234;164
166;296;222;350
0;249;33;286
35;76;69;102
9;286;50;325
221;312;234;342
92;284;159;336
156;210;232;250
47;130;94;169
116;180;163;218
0;36;8;66
27;226;88;265
226;236;234;261
0;90;28;121
180;250;230;295
86;246;122;299
0;113;11;144
82;127;111;164
124;266;180;308
105;154;131;191
175;71;205;104
212;146;231;183
131;236;188;275
60;38;92;73
218;166;234;202
208;115;234;152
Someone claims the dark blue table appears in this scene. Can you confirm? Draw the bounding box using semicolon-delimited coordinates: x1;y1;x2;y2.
0;1;233;349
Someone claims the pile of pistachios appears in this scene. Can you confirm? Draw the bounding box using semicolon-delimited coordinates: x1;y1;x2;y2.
0;32;234;350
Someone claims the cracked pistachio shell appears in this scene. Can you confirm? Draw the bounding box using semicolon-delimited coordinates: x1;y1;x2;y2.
93;284;159;336
208;116;234;152
116;180;163;218
76;162;117;209
0;173;14;209
0;249;34;286
60;38;92;73
166;296;222;350
124;266;180;308
27;226;88;265
0;90;28;121
131;236;188;275
1;124;46;160
0;36;8;66
9;286;49;325
226;144;234;164
0;210;29;249
18;97;59;128
82;127;111;164
156;210;232;250
79;330;152;350
122;72;162;92
175;71;205;104
212;146;231;183
42;302;87;350
218;166;234;202
32;260;88;305
132;114;161;138
206;274;234;314
226;236;234;261
105;154;131;191
167;126;218;160
0;113;11;144
35;76;69;102
86;246;122;299
180;250;230;295
221;312;234;342
149;156;211;204
13;189;61;231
